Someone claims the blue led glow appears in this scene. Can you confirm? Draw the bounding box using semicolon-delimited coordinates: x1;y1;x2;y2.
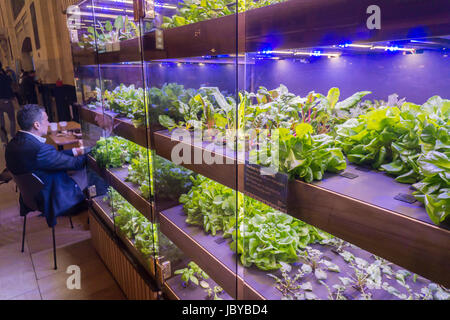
338;42;351;48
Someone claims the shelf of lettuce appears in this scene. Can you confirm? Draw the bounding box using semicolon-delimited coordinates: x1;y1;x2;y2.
158;202;446;300
85;122;450;298
80;113;450;288
153;129;450;288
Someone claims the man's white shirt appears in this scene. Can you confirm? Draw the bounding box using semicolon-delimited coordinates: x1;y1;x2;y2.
20;130;79;156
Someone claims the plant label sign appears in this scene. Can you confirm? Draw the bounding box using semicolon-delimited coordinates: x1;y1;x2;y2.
244;164;288;213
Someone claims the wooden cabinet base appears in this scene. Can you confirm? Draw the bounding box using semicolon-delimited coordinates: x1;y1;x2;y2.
89;209;158;300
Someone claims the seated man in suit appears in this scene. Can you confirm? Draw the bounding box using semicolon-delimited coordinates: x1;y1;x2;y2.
5;104;90;227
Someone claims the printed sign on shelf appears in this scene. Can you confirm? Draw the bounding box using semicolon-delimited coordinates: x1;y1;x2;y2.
244;164;288;213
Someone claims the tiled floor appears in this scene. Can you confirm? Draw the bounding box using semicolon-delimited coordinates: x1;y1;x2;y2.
0;109;125;300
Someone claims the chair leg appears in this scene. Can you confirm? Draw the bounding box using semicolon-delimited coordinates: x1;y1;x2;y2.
69;216;74;229
52;226;57;270
21;216;26;253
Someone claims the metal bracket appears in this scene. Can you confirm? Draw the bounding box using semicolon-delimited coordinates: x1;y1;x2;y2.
156;257;171;284
394;193;417;204
134;0;155;21
87;185;97;198
340;171;359;179
145;0;155;19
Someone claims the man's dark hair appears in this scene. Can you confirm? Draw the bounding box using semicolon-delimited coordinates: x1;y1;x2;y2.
17;104;44;131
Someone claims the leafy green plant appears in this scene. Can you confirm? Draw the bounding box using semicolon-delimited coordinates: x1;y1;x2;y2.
412;151;450;224
149;83;197;124
205;285;224;300
267;262;306;300
179;175;331;271
158;87;234;131
92;136;154;197
335;95;449;224
174;261;209;286
91;136;141;168
174;261;224;300
245;85;370;134
161;0;286;29
102;84;147;127
105;188;159;257
250;123;347;182
179;175;237;236
153;156;193;201
126;150;153;199
231;211;331;271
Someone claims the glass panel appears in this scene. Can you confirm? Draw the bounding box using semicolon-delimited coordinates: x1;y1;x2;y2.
80;0;159;281
71;1;112;244
147;12;240;297
240;0;450;300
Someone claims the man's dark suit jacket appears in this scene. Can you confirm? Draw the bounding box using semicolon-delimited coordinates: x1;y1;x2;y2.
5;131;87;226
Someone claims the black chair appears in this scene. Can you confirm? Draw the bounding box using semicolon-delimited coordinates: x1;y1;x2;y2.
12;173;73;270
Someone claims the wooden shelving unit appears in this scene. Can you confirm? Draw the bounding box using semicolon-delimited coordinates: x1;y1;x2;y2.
89;200;158;299
74;0;450;297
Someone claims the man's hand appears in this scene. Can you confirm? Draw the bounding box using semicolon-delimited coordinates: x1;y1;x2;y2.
73;146;92;156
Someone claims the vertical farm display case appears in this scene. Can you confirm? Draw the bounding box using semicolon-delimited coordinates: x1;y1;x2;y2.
70;0;450;300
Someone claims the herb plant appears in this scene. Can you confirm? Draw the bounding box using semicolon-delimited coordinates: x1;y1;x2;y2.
78;15;139;49
102;84;147;127
174;261;224;300
160;0;286;29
